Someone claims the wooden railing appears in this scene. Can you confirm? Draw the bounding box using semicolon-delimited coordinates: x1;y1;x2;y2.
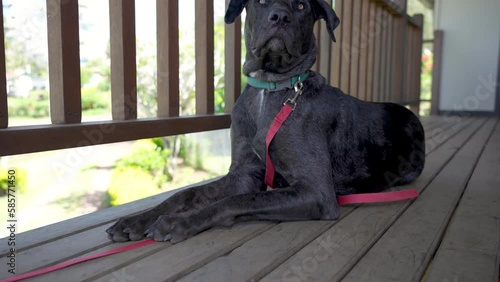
0;0;423;157
314;0;423;113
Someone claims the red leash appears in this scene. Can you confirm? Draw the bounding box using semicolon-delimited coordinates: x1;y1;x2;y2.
1;192;418;282
0;239;155;282
2;83;419;282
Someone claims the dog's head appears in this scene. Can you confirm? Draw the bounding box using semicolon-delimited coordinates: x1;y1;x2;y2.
225;0;340;81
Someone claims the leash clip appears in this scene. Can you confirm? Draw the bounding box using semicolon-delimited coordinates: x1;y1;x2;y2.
284;81;304;110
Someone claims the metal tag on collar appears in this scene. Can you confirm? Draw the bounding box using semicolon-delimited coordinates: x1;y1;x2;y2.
284;78;304;110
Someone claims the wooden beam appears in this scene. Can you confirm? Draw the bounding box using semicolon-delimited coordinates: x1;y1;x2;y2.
157;0;180;117
366;1;377;102
46;0;82;124
330;0;343;87
410;14;424;115
0;115;232;157
109;0;137;120
391;15;407;104
224;0;241;114
340;0;353;93
349;0;362;98
0;0;7;129
357;0;370;101
384;14;393;102
372;5;383;102
318;0;332;82
195;0;215;115
431;30;444;115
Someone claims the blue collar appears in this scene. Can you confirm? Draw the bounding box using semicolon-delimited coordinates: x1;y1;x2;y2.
246;71;309;91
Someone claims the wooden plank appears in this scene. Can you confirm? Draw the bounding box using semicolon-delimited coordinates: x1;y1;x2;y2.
339;0;353;93
0;224;113;279
0;185;186;256
157;0;180;117
348;0;362;97
371;5;383;102
404;26;414;103
177;208;356;282
357;0;370;101
410;15;424;114
365;1;376;101
319;20;332;81
391;15;406;103
224;0;241;114
431;31;444;115
94;222;274;282
377;9;388;102
195;0;215;115
330;0;343;87
261;118;487;282
384;15;393;102
0;0;7;128
47;0;82;124
342;118;497;282
0;115;231;156
425;118;500;282
28;241;170;282
109;0;137;120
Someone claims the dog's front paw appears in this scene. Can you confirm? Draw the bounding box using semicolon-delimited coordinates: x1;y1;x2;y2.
106;214;156;242
146;214;201;244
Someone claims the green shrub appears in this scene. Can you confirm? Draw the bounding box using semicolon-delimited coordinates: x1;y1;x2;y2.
8;97;50;118
0;168;27;197
81;87;111;111
106;167;159;206
116;139;171;186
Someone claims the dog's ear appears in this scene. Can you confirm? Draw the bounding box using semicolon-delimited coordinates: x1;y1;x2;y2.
311;0;340;42
225;0;248;24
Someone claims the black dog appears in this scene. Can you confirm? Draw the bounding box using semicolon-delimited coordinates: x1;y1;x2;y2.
106;0;425;244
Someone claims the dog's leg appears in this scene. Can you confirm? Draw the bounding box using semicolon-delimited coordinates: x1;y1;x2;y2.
147;179;340;243
106;167;265;242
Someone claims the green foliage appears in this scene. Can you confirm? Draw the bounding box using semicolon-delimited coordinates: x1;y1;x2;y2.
106;167;159;206
0;168;27;197
81;87;111;111
8;96;49;118
116;139;172;184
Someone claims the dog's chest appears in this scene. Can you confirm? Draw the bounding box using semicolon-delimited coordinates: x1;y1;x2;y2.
247;89;304;161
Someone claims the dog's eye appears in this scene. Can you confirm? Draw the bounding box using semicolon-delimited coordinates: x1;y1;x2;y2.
258;0;266;4
297;2;305;10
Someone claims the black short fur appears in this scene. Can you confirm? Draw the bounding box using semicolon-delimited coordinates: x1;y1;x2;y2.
106;0;425;244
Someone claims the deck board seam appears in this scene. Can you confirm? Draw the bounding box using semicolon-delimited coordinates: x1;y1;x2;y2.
417;117;500;281
249;207;359;281
163;223;277;282
329;117;489;281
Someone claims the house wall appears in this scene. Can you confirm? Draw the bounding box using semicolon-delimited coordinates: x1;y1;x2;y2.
435;0;500;113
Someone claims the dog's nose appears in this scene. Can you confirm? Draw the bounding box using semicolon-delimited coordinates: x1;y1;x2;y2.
268;9;291;25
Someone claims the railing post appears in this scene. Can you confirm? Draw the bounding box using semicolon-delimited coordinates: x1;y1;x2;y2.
431;30;444;116
348;0;362;98
0;0;7;129
330;0;343;87
157;0;180;117
46;0;82;124
109;0;137;121
317;0;333;83
195;0;215;115
410;14;424;116
224;0;241;114
340;0;353;93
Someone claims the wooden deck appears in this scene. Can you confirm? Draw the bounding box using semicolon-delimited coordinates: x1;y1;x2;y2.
1;115;499;282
